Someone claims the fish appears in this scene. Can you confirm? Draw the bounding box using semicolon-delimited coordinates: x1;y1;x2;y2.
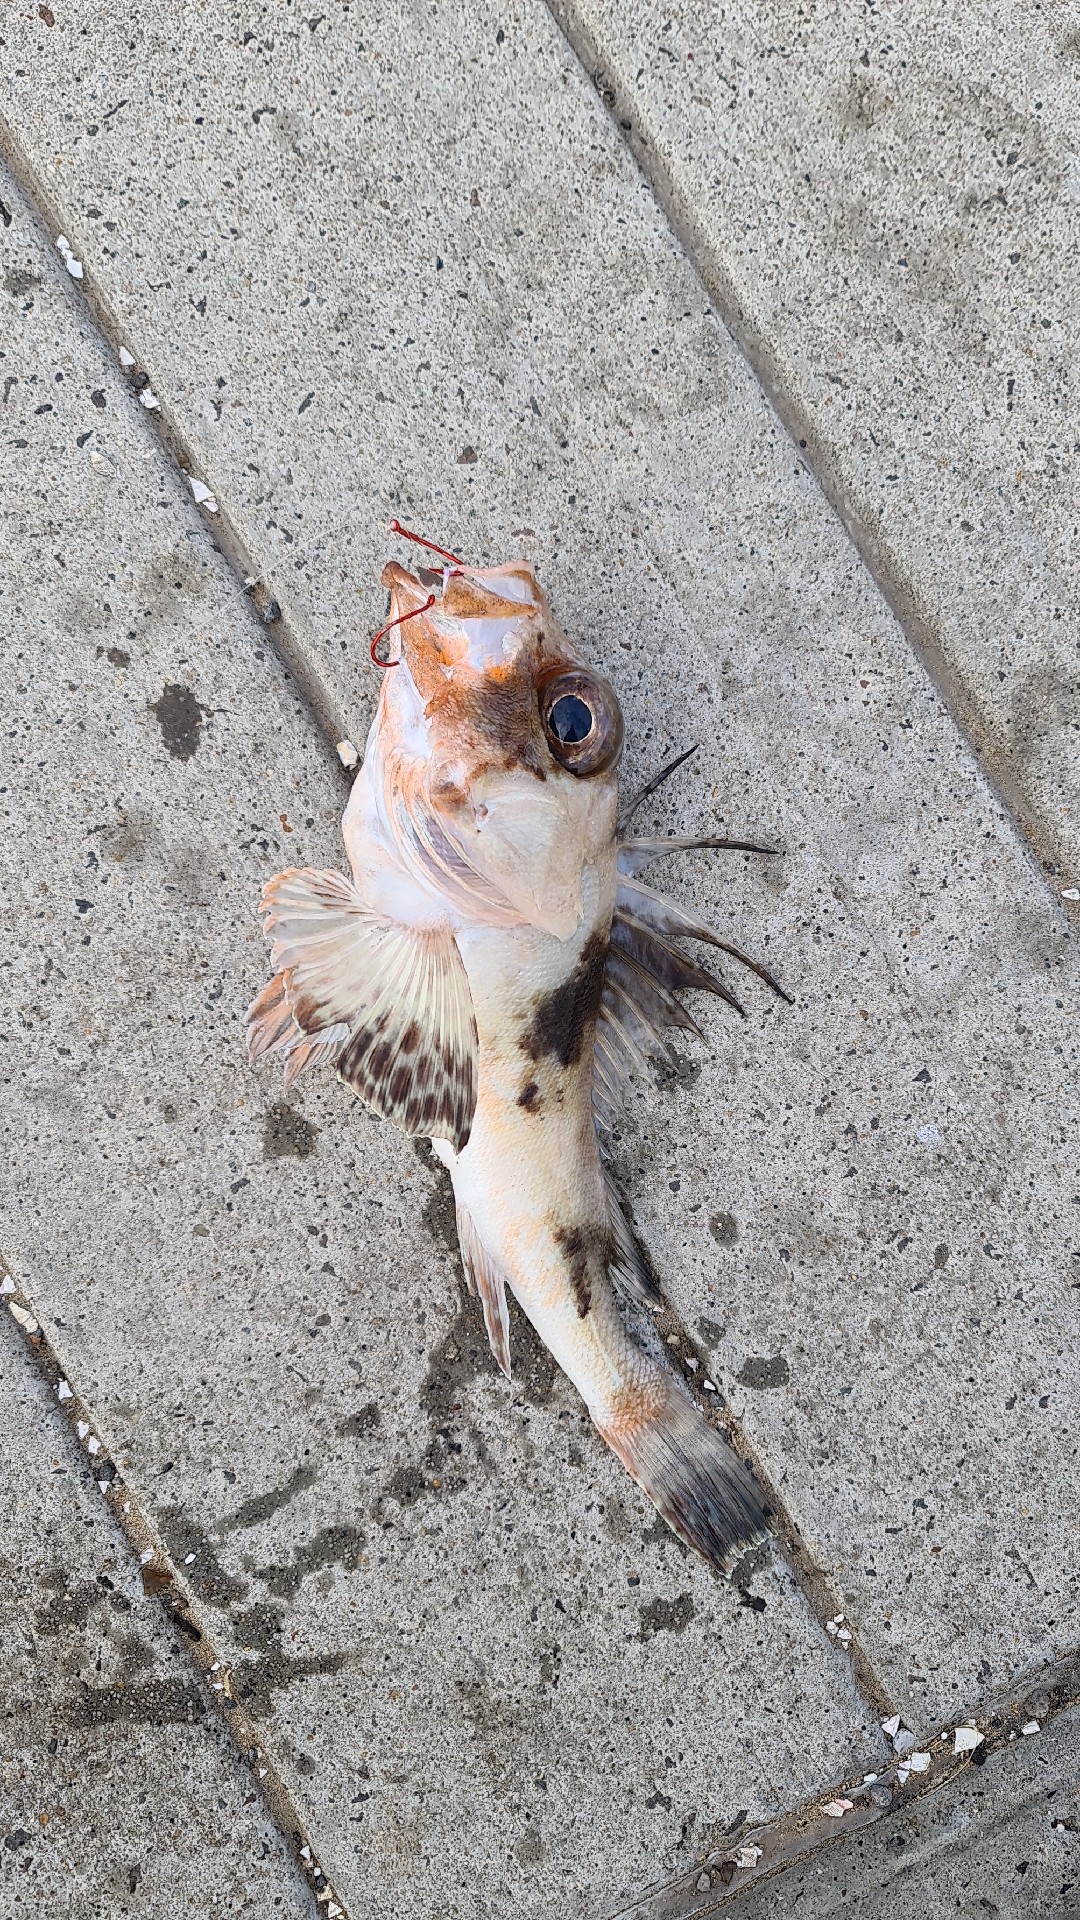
247;531;789;1574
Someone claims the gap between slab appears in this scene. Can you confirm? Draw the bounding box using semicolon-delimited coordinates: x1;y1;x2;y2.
542;0;1078;930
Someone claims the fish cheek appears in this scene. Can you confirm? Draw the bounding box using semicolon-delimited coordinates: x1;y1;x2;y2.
520;929;608;1069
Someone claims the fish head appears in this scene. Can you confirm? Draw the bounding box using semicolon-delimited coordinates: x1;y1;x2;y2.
372;556;624;938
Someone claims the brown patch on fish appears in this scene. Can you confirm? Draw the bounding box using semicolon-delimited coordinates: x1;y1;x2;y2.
517;1079;542;1114
521;929;608;1068
553;1221;610;1319
422;660;550;782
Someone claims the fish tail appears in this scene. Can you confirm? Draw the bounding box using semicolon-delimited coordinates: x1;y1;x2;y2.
597;1383;770;1574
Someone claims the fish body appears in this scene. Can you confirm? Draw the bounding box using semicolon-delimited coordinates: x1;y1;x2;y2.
249;547;780;1572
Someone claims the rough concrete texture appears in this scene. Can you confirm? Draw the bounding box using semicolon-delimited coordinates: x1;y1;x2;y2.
1;0;1077;1730
721;1704;1080;1919
0;1320;313;1920
550;0;1080;882
0;171;881;1920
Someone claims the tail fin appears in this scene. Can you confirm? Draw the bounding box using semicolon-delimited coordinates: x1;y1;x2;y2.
598;1384;770;1574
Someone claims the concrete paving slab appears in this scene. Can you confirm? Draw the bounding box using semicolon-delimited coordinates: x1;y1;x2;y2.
720;1702;1080;1919
0;171;880;1920
1;1;1077;1737
549;0;1080;883
0;1319;313;1920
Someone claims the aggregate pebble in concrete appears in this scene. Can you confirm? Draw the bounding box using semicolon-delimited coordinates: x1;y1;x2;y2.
0;177;880;1920
549;0;1080;881
0;1321;313;1920
719;1704;1080;1919
1;2;1077;1729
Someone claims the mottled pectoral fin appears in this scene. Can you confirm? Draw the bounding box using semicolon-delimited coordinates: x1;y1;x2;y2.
255;867;477;1149
456;1203;512;1379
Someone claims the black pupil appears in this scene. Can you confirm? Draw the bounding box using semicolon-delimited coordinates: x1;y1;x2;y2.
549;693;593;744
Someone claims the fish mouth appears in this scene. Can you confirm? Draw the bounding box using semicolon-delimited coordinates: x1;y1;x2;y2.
379;557;549;682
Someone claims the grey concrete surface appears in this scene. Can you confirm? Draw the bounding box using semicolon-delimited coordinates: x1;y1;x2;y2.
551;0;1080;883
0;1319;314;1920
721;1704;1080;1918
1;0;1077;1732
0;170;881;1920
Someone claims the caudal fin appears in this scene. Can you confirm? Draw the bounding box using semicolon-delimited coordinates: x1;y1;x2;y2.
598;1384;770;1574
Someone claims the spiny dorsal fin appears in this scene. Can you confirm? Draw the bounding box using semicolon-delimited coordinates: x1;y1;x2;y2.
456;1201;512;1377
249;866;477;1151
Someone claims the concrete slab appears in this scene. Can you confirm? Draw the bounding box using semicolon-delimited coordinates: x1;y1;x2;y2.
0;1319;313;1920
1;0;1077;1737
549;0;1080;884
719;1703;1080;1919
0;169;879;1920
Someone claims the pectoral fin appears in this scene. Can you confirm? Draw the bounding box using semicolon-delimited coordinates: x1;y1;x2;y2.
250;867;478;1150
456;1202;512;1378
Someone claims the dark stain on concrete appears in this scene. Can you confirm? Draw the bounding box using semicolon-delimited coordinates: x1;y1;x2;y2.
4;267;42;298
149;682;206;761
709;1212;739;1248
257;1522;365;1600
223;1463;316;1533
69;1676;206;1729
229;1599;348;1720
736;1354;790;1390
262;1102;318;1159
337;1401;380;1440
638;1592;695;1639
157;1507;248;1607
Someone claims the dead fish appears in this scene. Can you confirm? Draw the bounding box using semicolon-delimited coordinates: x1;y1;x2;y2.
248;529;789;1574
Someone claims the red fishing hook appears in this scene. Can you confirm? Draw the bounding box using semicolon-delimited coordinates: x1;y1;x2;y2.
369;593;436;669
389;518;465;567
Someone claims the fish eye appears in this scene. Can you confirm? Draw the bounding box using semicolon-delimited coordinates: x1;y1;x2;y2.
538;669;624;777
549;693;594;744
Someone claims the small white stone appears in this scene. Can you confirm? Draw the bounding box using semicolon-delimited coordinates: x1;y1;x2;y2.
0;1275;15;1295
916;1123;941;1147
123;1501;131;1513
907;1751;931;1773
953;1725;984;1754
1021;1720;1041;1736
735;1843;762;1869
57;1380;73;1401
119;346;136;368
87;1436;100;1455
258;1766;268;1778
210;1663;220;1672
139;1549;154;1565
139;389;161;411
696;1873;711;1893
336;739;359;769
299;1845;312;1862
9;1302;39;1333
836;1627;852;1645
55;235;71;254
1060;887;1079;901
65;256;84;279
98;1480;110;1493
184;1552;196;1564
893;1728;916;1756
896;1763;910;1785
862;1773;878;1784
881;1713;902;1738
703;1377;717;1393
77;1420;90;1440
89;450;115;477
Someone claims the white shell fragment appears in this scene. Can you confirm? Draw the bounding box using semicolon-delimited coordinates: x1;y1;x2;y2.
89;450;116;477
336;739;360;769
907;1751;931;1773
1021;1719;1041;1736
57;1380;73;1401
186;473;219;511
822;1798;854;1817
1;1275;16;1295
9;1302;39;1333
1061;887;1079;901
139;1549;154;1565
735;1844;762;1869
55;234;84;278
87;1436;100;1455
139;389;161;411
881;1714;901;1738
77;1420;90;1440
696;1873;711;1893
893;1728;916;1756
184;1552;196;1564
953;1725;984;1754
119;346;136;368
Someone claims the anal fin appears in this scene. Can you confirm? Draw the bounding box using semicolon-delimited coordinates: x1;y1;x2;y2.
456;1203;512;1379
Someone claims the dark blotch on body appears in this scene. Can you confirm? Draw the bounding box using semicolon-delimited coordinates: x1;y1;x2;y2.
517;1079;542;1114
554;1221;609;1319
521;929;607;1068
149;682;206;760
